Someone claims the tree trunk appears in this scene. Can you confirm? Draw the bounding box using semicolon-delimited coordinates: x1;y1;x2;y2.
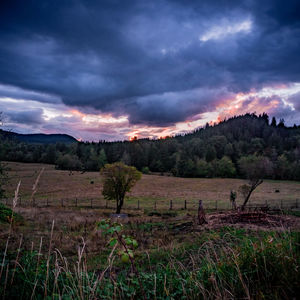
241;179;263;211
116;198;124;214
241;190;253;211
198;200;208;225
231;199;237;210
230;190;237;210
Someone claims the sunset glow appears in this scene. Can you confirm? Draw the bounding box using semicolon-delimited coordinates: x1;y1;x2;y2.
0;1;299;141
1;3;300;299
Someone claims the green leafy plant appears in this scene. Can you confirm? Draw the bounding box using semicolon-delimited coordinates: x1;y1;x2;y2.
97;219;146;299
97;219;139;263
0;203;23;224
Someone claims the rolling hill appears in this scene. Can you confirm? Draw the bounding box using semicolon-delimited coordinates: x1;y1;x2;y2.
0;130;77;144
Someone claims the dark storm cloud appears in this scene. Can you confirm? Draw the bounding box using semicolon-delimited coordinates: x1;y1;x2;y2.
0;84;60;103
6;109;44;125
0;0;300;126
128;88;233;125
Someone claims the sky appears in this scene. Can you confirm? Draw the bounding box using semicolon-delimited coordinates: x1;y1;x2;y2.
0;0;300;141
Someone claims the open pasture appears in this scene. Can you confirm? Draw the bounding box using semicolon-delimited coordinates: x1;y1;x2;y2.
1;162;300;299
2;161;300;210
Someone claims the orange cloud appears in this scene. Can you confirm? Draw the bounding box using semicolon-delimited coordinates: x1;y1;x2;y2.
42;84;300;141
215;91;281;122
70;109;86;119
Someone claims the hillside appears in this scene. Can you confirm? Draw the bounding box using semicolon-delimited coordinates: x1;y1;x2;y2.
0;113;300;180
0;129;77;144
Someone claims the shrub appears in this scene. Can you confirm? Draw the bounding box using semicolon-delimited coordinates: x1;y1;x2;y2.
141;166;150;174
0;203;23;224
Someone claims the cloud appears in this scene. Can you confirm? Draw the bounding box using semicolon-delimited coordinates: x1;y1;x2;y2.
0;84;61;104
6;109;45;125
0;0;300;137
127;87;233;125
287;92;300;111
199;19;252;42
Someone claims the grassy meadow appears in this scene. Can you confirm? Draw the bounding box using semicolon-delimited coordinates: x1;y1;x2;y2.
2;161;300;210
0;161;299;299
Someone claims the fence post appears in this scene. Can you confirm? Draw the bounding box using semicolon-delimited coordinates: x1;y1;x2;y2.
46;198;49;207
296;199;298;209
184;199;187;210
215;200;217;211
5;198;8;206
169;200;172;210
137;200;140;210
19;196;21;207
198;200;207;225
91;199;93;209
154;201;157;210
61;198;64;207
280;199;283;210
105;200;108;209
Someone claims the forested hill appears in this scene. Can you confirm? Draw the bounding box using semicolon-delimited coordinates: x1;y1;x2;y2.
0;130;77;144
0;113;300;180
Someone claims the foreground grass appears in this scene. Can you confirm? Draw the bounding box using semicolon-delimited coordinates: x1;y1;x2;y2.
1;227;299;299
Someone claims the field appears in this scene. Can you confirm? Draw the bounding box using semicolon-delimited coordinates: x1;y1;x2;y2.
1;162;300;299
3;161;300;210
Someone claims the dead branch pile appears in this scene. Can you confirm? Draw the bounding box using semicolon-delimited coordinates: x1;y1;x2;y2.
218;211;291;227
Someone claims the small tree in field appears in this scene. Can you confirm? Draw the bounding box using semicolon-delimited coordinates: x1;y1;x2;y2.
238;155;273;210
101;162;142;214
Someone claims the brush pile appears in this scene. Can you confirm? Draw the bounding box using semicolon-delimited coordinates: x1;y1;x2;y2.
213;211;295;227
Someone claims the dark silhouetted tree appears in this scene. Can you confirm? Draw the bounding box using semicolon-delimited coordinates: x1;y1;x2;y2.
271;117;277;127
214;157;236;177
278;118;285;128
98;149;107;169
205;145;216;162
56;154;82;170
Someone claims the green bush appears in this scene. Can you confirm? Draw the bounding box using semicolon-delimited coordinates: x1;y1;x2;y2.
141;166;150;174
0;203;23;224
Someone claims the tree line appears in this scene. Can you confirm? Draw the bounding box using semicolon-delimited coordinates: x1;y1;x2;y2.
0;113;300;180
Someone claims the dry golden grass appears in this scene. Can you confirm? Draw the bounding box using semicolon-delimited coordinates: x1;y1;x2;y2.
2;161;300;210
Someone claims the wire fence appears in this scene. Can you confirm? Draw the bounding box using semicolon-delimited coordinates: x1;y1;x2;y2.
1;197;299;211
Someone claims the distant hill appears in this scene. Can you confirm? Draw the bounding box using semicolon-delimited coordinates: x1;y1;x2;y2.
0;130;77;144
0;114;300;180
